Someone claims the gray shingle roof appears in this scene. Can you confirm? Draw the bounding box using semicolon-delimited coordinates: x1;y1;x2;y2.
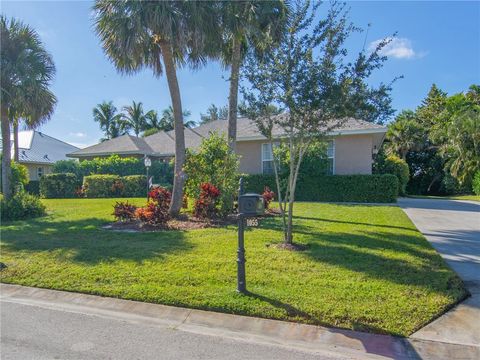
68;116;386;158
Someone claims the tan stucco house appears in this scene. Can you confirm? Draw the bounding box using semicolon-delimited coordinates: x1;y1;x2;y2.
8;131;79;181
68;117;386;175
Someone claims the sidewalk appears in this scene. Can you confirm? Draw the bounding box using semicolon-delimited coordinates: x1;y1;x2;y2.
2;284;479;359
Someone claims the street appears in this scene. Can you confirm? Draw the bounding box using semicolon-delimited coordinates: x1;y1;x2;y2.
1;300;343;360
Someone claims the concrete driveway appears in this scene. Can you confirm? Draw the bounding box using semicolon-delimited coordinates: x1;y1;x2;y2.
399;198;480;348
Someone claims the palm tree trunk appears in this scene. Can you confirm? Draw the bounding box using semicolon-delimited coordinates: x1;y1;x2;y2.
13;120;19;162
160;41;186;217
1;105;12;199
227;36;242;152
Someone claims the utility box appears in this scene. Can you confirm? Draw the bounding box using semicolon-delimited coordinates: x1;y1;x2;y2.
238;193;265;216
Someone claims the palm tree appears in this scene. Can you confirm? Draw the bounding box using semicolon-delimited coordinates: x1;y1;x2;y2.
160;106;195;131
122;101;146;137
386;110;425;160
1;16;57;199
217;1;288;150
93;101;125;141
93;0;216;215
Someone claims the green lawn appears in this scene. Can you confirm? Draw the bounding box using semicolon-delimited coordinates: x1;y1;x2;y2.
408;194;479;202
0;198;467;336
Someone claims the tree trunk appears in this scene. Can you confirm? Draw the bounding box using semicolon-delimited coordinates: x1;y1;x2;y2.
1;105;12;199
160;41;186;217
228;36;242;152
13;120;19;162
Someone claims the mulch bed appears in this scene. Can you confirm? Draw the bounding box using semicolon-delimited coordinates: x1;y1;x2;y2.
104;209;281;232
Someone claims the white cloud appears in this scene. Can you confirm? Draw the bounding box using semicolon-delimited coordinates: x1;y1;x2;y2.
368;37;423;60
69;132;87;138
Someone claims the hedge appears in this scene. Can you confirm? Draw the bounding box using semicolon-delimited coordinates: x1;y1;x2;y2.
242;174;398;203
122;175;147;197
53;155;173;184
82;174;147;198
83;175;123;198
25;180;40;195
40;173;78;198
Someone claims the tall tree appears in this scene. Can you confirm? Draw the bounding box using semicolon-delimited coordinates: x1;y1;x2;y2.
93;101;125;141
159;106;195;131
386;110;425;160
200;104;228;124
93;0;216;215
122;101;146;137
1;16;57;199
242;1;394;244
218;0;288;150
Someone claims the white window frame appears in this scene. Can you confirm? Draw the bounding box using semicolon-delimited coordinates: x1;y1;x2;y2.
261;142;279;174
327;139;335;175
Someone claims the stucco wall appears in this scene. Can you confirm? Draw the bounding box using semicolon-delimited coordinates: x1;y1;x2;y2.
334;134;373;175
236;140;263;174
235;134;375;175
23;163;53;181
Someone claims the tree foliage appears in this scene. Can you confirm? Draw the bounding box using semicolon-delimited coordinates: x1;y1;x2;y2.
241;1;394;244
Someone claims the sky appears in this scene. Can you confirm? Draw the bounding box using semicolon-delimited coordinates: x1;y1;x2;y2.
2;0;479;148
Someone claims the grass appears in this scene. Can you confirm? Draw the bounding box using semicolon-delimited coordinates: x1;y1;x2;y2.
0;198;467;336
408;194;479;202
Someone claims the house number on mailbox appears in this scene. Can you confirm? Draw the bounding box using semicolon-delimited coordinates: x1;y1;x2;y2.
246;218;259;227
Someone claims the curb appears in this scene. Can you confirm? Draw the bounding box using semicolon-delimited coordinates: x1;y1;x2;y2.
1;283;412;360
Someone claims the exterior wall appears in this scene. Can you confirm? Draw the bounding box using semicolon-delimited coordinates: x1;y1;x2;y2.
23;163;53;181
334;134;373;175
236;134;376;175
236;140;263;174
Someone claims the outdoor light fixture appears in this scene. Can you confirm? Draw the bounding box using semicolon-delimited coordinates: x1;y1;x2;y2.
144;156;152;200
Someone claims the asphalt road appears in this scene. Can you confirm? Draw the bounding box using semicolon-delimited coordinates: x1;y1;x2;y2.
0;301;342;360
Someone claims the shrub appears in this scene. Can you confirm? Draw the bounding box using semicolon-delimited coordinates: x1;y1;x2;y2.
0;161;29;193
184;133;239;216
243;174;398;203
473;171;480;195
1;191;46;221
262;186;275;209
375;155;410;196
40;173;77;198
194;183;220;219
83;175;122;198
135;201;170;225
53;155;173;185
123;175;147;197
25;180;40;195
148;186;172;208
113;201;137;222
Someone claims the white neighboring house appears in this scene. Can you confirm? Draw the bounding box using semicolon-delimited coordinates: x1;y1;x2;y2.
10;131;79;181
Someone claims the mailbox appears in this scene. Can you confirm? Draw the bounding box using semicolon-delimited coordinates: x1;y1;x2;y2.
238;193;265;216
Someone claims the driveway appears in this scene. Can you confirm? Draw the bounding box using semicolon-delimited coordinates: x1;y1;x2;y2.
398;198;480;347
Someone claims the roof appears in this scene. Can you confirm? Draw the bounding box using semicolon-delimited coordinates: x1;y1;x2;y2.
8;131;79;165
68;134;152;158
68;116;386;158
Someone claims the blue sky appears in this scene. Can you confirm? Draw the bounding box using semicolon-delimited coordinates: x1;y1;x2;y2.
2;1;479;148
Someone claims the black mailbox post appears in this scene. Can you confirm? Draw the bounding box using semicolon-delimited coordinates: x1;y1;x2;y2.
237;178;265;294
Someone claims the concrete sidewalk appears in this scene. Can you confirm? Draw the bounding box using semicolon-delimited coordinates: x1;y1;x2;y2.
399;198;480;349
2;284;479;359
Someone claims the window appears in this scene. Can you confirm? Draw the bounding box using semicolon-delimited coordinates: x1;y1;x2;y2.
262;143;277;174
37;167;44;178
326;140;335;175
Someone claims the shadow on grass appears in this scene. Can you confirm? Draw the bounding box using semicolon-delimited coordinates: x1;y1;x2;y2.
1;217;192;264
258;215;466;294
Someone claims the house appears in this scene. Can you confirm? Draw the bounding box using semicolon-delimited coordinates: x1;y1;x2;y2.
67;117;386;175
10;131;80;181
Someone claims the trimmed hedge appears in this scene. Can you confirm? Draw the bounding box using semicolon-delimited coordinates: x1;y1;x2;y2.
25;180;40;195
82;174;147;198
123;175;147;197
40;173;78;198
83;175;123;198
242;174;398;203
